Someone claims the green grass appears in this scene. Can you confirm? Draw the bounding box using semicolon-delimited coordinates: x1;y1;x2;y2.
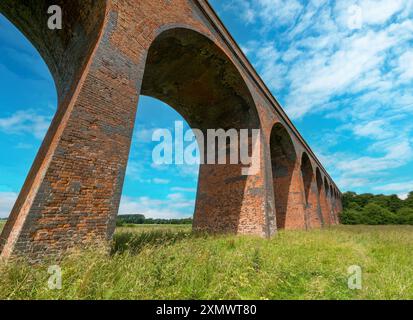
0;220;5;232
0;225;412;300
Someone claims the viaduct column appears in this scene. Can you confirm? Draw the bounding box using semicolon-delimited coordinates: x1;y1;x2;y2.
0;5;144;261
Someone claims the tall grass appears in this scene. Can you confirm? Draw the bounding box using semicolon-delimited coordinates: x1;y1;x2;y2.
0;225;412;300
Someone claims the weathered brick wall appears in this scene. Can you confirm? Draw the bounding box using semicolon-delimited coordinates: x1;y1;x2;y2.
0;0;342;261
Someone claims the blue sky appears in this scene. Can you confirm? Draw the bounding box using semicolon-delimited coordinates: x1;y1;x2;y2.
1;0;413;218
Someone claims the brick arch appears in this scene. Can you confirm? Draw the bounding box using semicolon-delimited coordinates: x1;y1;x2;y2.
329;184;337;224
301;153;313;205
316;168;329;226
300;153;322;228
0;0;107;102
334;189;341;223
324;177;333;225
139;27;262;235
141;27;259;130
269;123;306;230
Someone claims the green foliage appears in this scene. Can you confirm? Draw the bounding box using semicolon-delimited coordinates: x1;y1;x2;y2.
342;191;413;225
1;225;413;300
117;214;193;226
361;203;396;225
112;229;192;255
340;209;363;225
405;192;413;209
396;207;413;225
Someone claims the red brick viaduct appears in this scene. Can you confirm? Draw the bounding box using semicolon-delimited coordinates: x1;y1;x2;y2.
0;0;342;261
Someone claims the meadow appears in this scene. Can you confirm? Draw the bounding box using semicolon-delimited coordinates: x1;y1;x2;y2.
0;221;412;300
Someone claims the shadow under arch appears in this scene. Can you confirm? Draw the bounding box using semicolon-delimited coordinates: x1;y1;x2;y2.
138;27;261;234
301;152;323;228
316;167;326;226
269;123;297;230
324;177;332;223
301;152;313;207
316;168;323;200
0;0;107;102
329;184;336;224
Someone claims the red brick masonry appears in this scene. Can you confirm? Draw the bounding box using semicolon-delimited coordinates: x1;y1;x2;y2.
0;0;342;262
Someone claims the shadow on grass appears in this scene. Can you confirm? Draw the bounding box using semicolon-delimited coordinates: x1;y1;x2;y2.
111;229;194;255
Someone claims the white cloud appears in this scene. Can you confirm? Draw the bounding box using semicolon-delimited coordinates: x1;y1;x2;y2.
0;110;50;139
118;194;194;219
352;119;393;139
335;140;412;175
238;1;413;120
374;180;413;193
171;187;197;193
397;50;413;83
356;0;405;25
373;180;413;199
0;192;17;218
125;161;150;183
153;178;170;184
226;0;304;26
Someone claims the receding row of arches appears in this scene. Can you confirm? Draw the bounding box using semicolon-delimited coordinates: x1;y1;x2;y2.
0;3;344;260
269;123;341;230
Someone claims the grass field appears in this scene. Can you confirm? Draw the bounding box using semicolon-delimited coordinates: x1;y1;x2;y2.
0;223;412;300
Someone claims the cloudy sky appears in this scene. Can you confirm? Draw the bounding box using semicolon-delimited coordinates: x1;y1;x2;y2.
1;0;413;218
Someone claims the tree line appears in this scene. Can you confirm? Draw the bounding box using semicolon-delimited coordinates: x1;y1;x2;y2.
341;191;413;225
117;191;413;227
116;214;192;226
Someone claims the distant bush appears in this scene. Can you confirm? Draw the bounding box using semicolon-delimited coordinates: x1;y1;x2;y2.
342;191;413;225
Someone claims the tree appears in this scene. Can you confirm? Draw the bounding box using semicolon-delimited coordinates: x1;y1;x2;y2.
396;207;413;225
342;192;357;208
340;209;363;225
405;192;413;209
361;203;395;225
388;194;404;213
341;191;413;225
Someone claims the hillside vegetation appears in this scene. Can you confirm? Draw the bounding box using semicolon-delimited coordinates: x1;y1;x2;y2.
341;191;413;225
0;224;412;300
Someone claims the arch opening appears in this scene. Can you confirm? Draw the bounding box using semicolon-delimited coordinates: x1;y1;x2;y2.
134;28;261;233
270;123;297;230
316;168;323;196
0;13;57;249
301;153;313;206
329;184;336;224
120;96;200;224
324;177;329;198
315;168;326;226
300;152;322;228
